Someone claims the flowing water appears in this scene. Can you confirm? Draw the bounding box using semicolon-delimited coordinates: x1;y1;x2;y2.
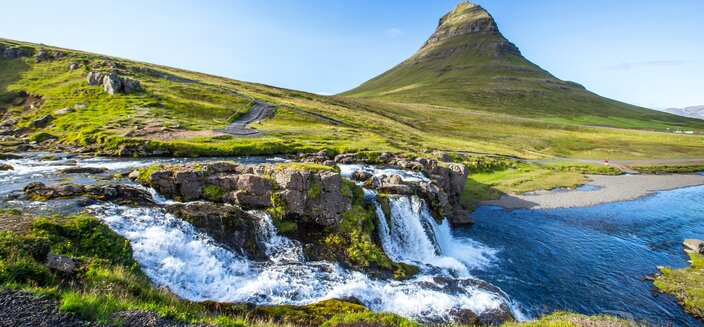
463;185;704;326
1;155;701;324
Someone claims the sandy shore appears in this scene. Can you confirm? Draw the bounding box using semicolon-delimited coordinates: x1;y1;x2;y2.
479;174;704;210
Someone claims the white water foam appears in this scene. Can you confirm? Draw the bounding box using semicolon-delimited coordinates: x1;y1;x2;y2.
374;195;497;276
88;203;512;322
338;164;430;182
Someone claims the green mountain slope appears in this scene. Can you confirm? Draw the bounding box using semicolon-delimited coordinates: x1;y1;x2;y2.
342;2;702;130
1;36;703;160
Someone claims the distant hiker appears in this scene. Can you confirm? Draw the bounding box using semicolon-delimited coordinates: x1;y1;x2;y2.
604;158;609;165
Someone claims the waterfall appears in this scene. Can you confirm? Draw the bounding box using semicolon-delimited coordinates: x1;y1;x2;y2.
88;203;514;323
373;194;496;276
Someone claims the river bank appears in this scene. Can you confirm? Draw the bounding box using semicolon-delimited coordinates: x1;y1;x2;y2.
478;173;704;209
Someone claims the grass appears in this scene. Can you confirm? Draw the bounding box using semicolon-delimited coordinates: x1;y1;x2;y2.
500;311;631;327
1;38;704;160
630;164;704;174
654;253;704;319
460;159;621;207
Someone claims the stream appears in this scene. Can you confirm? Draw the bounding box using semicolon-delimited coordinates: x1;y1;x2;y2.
0;153;701;325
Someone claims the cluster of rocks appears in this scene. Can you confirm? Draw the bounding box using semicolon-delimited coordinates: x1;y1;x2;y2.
34;49;65;63
115;142;171;157
1;45;34;60
135;162;352;226
24;181;154;206
87;71;142;95
298;151;472;224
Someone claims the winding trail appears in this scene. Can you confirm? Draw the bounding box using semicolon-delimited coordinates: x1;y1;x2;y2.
217;100;276;136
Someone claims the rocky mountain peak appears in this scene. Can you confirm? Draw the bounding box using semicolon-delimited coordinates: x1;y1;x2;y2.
420;1;499;50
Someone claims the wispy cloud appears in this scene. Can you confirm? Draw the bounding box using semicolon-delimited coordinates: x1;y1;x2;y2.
386;28;403;38
602;60;689;70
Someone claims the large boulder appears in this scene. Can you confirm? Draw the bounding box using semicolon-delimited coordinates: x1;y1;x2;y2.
306;171;351;226
166;203;261;258
86;71;142;94
103;73;124;95
23;182;154;205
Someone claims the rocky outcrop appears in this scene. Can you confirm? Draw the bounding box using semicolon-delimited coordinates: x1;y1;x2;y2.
60;167;108;174
166;203;262;258
1;46;34;59
87;71;142;95
23;182;154;205
53;107;75;116
137;163;352;227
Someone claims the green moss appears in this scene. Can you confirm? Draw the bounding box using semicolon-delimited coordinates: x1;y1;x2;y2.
254;299;369;326
202;185;225;201
29;132;58;142
322;311;418;327
273;162;338;173
500;311;631;326
654;253;704;319
135;164;164;184
307;180;322;199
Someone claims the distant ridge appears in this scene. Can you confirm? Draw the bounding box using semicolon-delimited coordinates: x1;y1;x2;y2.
664;106;704;120
342;2;699;128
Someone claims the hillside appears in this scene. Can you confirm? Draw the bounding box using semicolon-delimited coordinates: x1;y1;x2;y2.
342;2;703;130
1;35;704;160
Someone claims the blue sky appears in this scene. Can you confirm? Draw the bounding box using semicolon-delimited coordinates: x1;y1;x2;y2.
2;0;703;109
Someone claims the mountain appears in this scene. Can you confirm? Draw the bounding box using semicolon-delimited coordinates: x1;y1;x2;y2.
664;106;704;120
1;8;704;161
342;2;699;129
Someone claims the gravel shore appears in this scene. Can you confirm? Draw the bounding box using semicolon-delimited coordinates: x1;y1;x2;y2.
479;174;704;210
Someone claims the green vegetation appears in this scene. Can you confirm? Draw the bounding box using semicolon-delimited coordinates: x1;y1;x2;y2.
342;3;704;133
0;211;418;326
273;162;338;173
203;185;226;201
654;253;704;319
1;38;703;160
460;159;621;207
500;311;631;327
630;163;704;174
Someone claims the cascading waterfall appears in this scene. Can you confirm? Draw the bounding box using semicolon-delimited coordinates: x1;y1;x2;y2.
1;156;522;322
88;202;516;322
373;195;497;276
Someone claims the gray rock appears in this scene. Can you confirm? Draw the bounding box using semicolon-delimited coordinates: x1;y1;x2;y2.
103;73;124;95
684;239;704;254
46;253;78;273
236;174;272;195
272;169;310;190
29;115;54;128
1;118;17;127
60;166;108;174
434;151;452;162
123;77;142;93
53;107;75;115
225;190;272;208
74;103;87;109
35;50;50;63
0;164;13;171
24;182;154;205
447;163;469;196
87;71;105;86
69;62;80;70
351;170;372;182
278;189;306;215
174;170;204;201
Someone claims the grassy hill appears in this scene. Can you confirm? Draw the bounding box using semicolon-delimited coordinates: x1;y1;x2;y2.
1;35;703;160
342;2;704;131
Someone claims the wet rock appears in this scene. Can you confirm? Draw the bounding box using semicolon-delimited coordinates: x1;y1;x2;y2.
24;182;154;205
351;170;372;182
684;239;704;254
29;115;54;128
46;253;79;273
0;163;13;171
166;203;260;258
449;308;481;325
174;170;204;201
60;166;108;174
53;107;75;115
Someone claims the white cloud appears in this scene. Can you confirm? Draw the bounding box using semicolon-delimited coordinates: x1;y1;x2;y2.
386;28;403;38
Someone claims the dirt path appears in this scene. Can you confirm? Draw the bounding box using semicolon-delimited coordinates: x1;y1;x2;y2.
217;100;276;136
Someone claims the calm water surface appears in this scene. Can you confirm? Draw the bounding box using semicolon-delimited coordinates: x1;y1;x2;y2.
462;185;704;326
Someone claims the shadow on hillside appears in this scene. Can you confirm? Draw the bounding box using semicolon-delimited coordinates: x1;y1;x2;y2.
0;57;31;106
